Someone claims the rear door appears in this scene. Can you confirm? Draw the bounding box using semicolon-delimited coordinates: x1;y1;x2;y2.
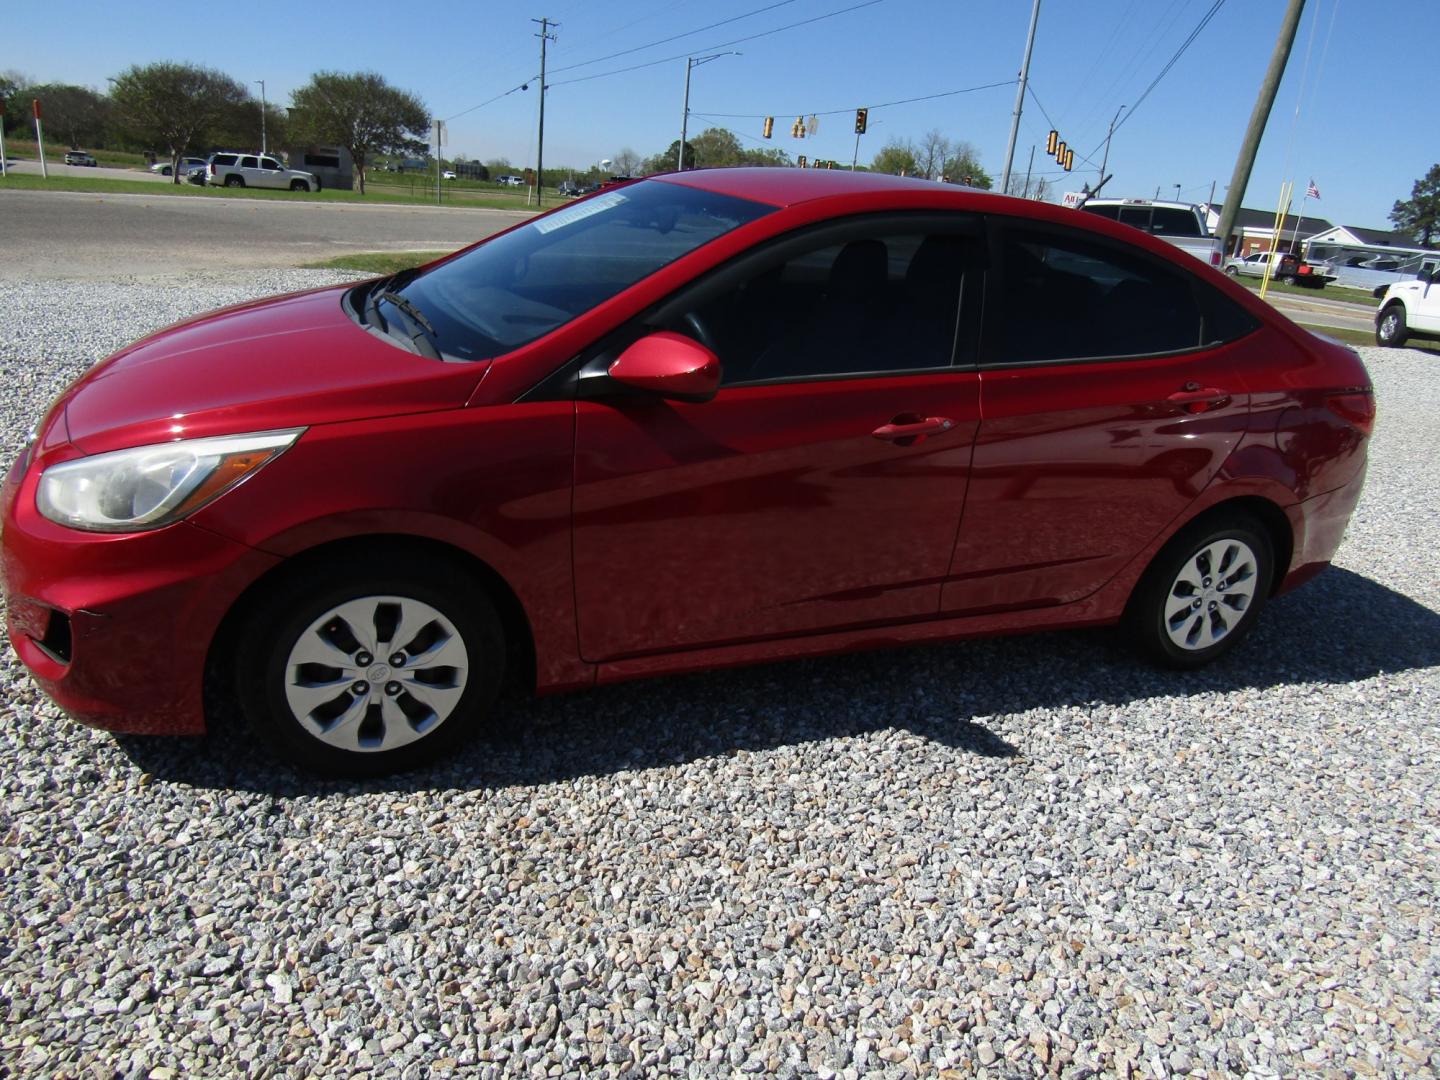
571;213;987;660
942;220;1257;615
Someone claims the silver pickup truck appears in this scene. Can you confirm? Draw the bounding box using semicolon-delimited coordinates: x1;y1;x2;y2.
1076;199;1224;270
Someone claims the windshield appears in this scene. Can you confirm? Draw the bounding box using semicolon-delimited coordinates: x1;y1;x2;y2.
380;180;773;361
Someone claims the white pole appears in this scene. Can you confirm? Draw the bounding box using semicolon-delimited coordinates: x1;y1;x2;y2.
256;80;267;155
34;102;47;179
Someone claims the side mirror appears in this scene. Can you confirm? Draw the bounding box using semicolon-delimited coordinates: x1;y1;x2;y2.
1418;268;1434;285
607;332;721;403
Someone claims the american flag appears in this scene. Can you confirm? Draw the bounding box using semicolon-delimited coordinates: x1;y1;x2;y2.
1306;179;1321;200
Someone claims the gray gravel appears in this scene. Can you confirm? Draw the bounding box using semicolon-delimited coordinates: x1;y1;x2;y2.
2;274;1438;1078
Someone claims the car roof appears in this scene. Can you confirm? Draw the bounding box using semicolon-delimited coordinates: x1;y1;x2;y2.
654;166;994;208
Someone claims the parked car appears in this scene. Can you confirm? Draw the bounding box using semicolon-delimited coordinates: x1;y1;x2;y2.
1374;264;1440;347
63;150;97;167
442;170;457;181
2;169;1374;776
1223;250;1331;287
1076;199;1223;268
204;152;320;192
150;156;208;178
495;174;525;186
557;180;581;197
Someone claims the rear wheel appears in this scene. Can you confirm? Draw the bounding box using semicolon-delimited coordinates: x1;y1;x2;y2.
1125;513;1274;669
237;557;505;775
225;175;245;188
1376;304;1408;347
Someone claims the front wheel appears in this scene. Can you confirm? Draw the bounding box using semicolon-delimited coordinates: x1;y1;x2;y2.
290;179;310;192
1224;266;1239;276
1124;514;1274;669
237;558;506;775
1376;305;1408;347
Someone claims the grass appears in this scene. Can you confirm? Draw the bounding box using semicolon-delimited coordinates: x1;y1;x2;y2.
1235;276;1363;301
4;137;149;169
302;251;454;275
1297;322;1440;353
0;171;536;210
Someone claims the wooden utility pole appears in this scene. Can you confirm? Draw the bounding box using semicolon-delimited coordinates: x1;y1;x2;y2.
1216;0;1306;254
533;17;557;208
999;0;1042;194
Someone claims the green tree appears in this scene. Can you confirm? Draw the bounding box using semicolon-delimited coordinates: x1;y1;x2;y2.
943;141;993;189
289;72;428;194
0;70;32;137
29;84;112;149
109;62;250;182
1389;164;1440;247
871;138;918;176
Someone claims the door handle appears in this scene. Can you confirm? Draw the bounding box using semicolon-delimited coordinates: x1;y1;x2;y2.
1165;386;1231;413
871;416;956;442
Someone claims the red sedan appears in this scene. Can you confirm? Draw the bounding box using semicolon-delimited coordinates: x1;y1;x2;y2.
2;169;1374;775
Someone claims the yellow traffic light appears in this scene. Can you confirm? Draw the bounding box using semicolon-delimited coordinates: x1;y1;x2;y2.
762;116;774;139
1047;130;1058;155
1063;149;1074;172
792;116;805;138
1055;140;1067;165
855;108;868;135
798;155;808;168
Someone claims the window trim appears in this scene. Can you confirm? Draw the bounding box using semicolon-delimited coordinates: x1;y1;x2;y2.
979;216;1258;371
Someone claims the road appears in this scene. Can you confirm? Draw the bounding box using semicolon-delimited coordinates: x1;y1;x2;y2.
0;188;530;280
1268;290;1377;334
2;159;169;183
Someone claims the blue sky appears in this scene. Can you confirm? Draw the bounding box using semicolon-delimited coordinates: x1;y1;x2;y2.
9;0;1434;230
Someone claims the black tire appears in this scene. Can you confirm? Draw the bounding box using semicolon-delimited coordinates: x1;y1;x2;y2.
1124;512;1274;670
1279;274;1296;286
1376;304;1409;348
236;554;506;776
1224;266;1239;276
225;175;244;188
290;179;309;192
160;166;172;176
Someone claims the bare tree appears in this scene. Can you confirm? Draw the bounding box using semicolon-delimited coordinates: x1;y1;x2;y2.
613;147;641;176
915;129;952;181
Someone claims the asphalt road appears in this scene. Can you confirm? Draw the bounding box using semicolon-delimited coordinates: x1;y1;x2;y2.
0;188;530;279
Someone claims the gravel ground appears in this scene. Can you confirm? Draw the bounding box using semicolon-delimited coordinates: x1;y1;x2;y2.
1;274;1437;1079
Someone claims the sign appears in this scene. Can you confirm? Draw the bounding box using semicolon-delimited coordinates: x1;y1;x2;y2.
1062;191;1084;209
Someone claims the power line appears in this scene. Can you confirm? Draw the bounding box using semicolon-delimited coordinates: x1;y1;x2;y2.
694;78;1016;120
547;0;801;75
548;0;886;87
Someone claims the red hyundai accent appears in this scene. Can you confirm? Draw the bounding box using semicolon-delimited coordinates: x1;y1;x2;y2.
1;170;1373;775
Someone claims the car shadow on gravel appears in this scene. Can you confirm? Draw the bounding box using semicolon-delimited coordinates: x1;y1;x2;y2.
114;567;1440;796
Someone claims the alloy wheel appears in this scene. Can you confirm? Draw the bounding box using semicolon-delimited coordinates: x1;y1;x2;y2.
1163;539;1259;651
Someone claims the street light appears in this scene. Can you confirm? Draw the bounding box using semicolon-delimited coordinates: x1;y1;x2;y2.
679;52;739;171
255;80;267;155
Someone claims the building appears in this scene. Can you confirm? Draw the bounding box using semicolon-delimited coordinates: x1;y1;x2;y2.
1203;204;1334;257
284;145;353;192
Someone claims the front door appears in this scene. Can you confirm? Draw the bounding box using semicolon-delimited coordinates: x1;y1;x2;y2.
571;216;986;661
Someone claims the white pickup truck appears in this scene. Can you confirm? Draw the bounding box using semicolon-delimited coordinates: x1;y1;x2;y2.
1076;199;1224;270
1375;264;1440;347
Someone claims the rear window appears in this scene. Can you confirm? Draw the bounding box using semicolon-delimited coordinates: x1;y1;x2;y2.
212;154;238;167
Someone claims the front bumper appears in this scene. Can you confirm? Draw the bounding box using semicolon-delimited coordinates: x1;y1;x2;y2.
2;451;280;735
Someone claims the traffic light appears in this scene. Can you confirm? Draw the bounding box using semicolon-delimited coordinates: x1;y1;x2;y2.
762;116;774;139
1063;149;1074;172
1046;129;1058;155
855;108;868;135
797;155;808;169
962;174;973;186
791;116;805;138
1054;140;1067;166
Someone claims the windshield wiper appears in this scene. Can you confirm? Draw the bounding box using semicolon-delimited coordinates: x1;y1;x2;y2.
373;290;436;336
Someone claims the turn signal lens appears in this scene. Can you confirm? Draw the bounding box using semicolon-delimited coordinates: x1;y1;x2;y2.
1325;392;1376;436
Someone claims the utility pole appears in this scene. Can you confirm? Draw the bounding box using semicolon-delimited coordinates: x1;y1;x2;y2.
1216;0;1306;255
1022;144;1035;199
434;118;444;205
33;99;47;178
255;80;267;155
533;17;557;208
999;0;1042;194
1098;105;1124;184
679;52;738;171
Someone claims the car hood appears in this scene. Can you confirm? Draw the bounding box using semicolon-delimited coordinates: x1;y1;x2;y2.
58;284;489;456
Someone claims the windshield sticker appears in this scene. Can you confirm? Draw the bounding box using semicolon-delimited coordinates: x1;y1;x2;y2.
532;191;629;234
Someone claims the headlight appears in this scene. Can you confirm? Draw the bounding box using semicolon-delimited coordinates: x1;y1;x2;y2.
37;429;303;532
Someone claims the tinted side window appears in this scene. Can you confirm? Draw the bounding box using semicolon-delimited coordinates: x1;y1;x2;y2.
261;157;281;170
681;230;973;385
1149;208;1204;237
994;231;1205;364
213;155;238;167
240;156;259;169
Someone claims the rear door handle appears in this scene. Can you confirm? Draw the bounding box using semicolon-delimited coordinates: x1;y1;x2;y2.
1165;386;1231;413
871;416;956;442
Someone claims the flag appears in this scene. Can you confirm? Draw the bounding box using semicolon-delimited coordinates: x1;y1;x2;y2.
1306;179;1321;200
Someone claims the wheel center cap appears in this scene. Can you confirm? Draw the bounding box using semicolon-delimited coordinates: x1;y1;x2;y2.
367;663;391;682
